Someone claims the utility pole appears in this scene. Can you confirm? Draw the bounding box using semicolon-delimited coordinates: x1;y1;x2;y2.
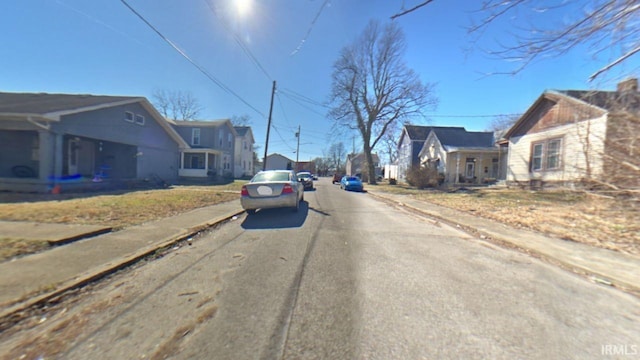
262;80;276;171
295;125;300;171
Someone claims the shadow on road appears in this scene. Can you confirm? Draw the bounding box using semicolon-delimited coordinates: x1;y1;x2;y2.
240;201;309;229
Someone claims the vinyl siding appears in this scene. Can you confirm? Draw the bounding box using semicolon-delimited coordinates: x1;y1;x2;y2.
507;115;607;183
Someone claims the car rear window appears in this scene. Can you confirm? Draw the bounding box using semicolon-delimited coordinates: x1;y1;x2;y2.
252;172;290;182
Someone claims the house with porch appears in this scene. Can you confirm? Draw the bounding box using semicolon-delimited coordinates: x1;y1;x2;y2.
0;92;188;193
503;78;640;189
417;127;498;184
169;119;237;181
397;125;469;181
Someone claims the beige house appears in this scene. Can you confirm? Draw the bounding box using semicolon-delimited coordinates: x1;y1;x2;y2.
417;127;498;184
504;78;640;188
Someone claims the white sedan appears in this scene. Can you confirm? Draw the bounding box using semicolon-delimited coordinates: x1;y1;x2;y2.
240;170;304;214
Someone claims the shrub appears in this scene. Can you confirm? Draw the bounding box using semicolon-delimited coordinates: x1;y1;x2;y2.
406;166;440;189
389;178;397;185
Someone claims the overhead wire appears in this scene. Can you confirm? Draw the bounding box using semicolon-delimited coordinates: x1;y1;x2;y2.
290;0;331;56
202;0;272;81
119;0;266;118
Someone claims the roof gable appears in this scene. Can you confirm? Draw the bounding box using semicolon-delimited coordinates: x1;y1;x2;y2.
505;91;607;139
0;92;141;120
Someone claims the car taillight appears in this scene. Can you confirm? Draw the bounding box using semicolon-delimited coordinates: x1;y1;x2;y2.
282;184;294;194
241;185;249;196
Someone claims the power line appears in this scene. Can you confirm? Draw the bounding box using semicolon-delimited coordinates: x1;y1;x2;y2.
278;90;328;118
279;87;329;108
202;0;272;81
290;0;331;56
119;0;266;118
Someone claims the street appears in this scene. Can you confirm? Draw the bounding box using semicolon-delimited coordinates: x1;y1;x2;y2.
1;178;639;360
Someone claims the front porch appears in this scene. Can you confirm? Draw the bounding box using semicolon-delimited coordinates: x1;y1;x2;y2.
179;149;227;182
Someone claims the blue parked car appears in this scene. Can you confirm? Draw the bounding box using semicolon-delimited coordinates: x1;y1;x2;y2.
340;176;364;192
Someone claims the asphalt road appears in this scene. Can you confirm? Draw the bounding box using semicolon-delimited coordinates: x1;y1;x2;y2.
1;178;639;359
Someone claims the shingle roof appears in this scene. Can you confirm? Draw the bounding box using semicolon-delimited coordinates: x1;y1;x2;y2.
431;127;495;150
0;92;139;115
170;119;228;127
556;90;640;112
404;125;466;141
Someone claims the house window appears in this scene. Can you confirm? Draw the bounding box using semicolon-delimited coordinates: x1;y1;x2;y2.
219;131;223;147
243;141;247;150
135;114;145;125
192;128;201;146
228;133;232;148
125;111;134;122
531;138;563;172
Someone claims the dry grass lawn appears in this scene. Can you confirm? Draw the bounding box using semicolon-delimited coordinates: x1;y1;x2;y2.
0;182;244;261
372;183;640;257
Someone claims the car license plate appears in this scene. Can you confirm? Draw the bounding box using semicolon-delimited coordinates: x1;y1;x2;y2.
257;185;273;196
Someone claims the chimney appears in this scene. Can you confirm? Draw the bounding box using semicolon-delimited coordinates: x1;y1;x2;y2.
617;78;638;93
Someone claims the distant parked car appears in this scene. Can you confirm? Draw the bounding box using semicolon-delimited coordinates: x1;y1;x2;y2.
241;170;304;214
296;171;314;190
332;173;343;184
340;176;364;192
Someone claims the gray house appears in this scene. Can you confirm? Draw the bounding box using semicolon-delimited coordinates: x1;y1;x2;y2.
346;152;380;179
397;125;461;181
169;119;237;181
0;92;188;193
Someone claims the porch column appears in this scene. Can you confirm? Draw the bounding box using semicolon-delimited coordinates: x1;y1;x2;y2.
205;152;209;172
53;133;63;179
180;152;184;170
37;130;53;181
455;153;460;184
478;154;484;184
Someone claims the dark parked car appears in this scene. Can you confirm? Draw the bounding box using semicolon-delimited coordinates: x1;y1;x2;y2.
340;176;364;192
332;173;343;184
296;171;314;190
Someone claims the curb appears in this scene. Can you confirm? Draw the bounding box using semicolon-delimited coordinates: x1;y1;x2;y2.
367;191;640;295
0;210;245;327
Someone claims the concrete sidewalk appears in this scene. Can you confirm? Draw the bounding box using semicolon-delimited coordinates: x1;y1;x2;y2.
367;190;640;294
1;191;638;322
0;200;245;320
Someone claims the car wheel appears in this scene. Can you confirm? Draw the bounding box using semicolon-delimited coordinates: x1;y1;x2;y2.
246;209;256;215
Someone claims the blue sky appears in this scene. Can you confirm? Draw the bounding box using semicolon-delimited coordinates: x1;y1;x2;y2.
2;1;637;163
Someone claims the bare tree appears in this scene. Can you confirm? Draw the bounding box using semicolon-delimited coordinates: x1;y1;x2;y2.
328;20;437;184
152;89;202;121
327;142;347;173
231;114;252;126
391;1;640;81
488;114;520;132
380;121;402;165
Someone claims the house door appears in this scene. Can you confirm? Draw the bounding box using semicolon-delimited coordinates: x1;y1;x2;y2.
465;161;475;180
68;139;80;175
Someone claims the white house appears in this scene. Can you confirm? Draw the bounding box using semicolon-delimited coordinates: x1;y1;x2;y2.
504;78;640;188
233;126;255;178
